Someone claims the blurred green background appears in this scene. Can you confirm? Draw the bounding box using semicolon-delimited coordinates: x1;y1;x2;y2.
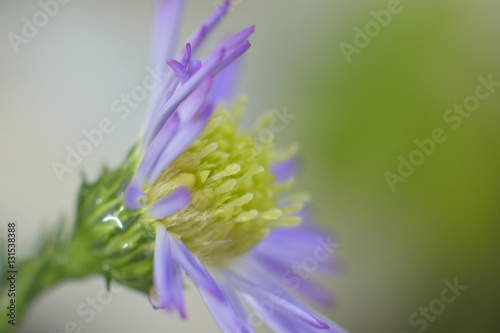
1;0;499;332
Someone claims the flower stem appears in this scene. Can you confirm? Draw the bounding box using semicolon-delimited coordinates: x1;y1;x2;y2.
1;232;100;332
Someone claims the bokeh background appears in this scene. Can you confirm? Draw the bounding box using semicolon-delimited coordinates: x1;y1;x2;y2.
1;0;499;332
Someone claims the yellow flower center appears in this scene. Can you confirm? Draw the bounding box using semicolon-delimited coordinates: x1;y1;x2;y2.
143;98;306;264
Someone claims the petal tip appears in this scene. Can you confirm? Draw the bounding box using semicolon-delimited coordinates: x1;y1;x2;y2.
124;184;147;209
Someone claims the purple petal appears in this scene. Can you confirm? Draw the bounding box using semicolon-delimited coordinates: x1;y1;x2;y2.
197;279;255;333
258;307;348;333
213;41;251;75
151;225;173;309
170;237;224;301
243;303;347;333
187;60;202;76
252;222;338;274
147;0;185;129
218;26;254;52
202;27;253;70
182;0;231;56
124;183;147;209
149;187;192;219
148;44;192;136
227;272;329;329
151;0;185;68
219;276;255;333
210;56;242;105
177;76;214;124
250;252;335;307
181;43;192;65
151;226;187;317
204;26;255;63
170;259;187;319
167;59;190;84
149;104;214;183
234;219;339;307
146;27;253;144
271;157;298;184
315;314;350;333
241;297;298;333
146;50;224;143
133;114;180;187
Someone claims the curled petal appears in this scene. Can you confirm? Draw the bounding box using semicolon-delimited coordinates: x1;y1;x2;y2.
167;59;190;84
148;0;186;122
146;50;224;143
148;44;192;135
124;183;147;209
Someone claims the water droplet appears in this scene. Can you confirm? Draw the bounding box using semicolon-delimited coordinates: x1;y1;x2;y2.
102;216;124;229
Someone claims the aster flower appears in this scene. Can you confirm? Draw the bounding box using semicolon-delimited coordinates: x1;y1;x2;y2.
118;1;347;331
0;1;347;332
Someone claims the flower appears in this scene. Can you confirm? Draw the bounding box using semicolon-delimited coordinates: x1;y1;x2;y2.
109;0;347;332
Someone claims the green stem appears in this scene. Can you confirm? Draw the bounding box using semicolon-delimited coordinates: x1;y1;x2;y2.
1;232;100;332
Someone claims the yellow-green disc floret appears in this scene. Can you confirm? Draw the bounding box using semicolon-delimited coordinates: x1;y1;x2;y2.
142;98;305;264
